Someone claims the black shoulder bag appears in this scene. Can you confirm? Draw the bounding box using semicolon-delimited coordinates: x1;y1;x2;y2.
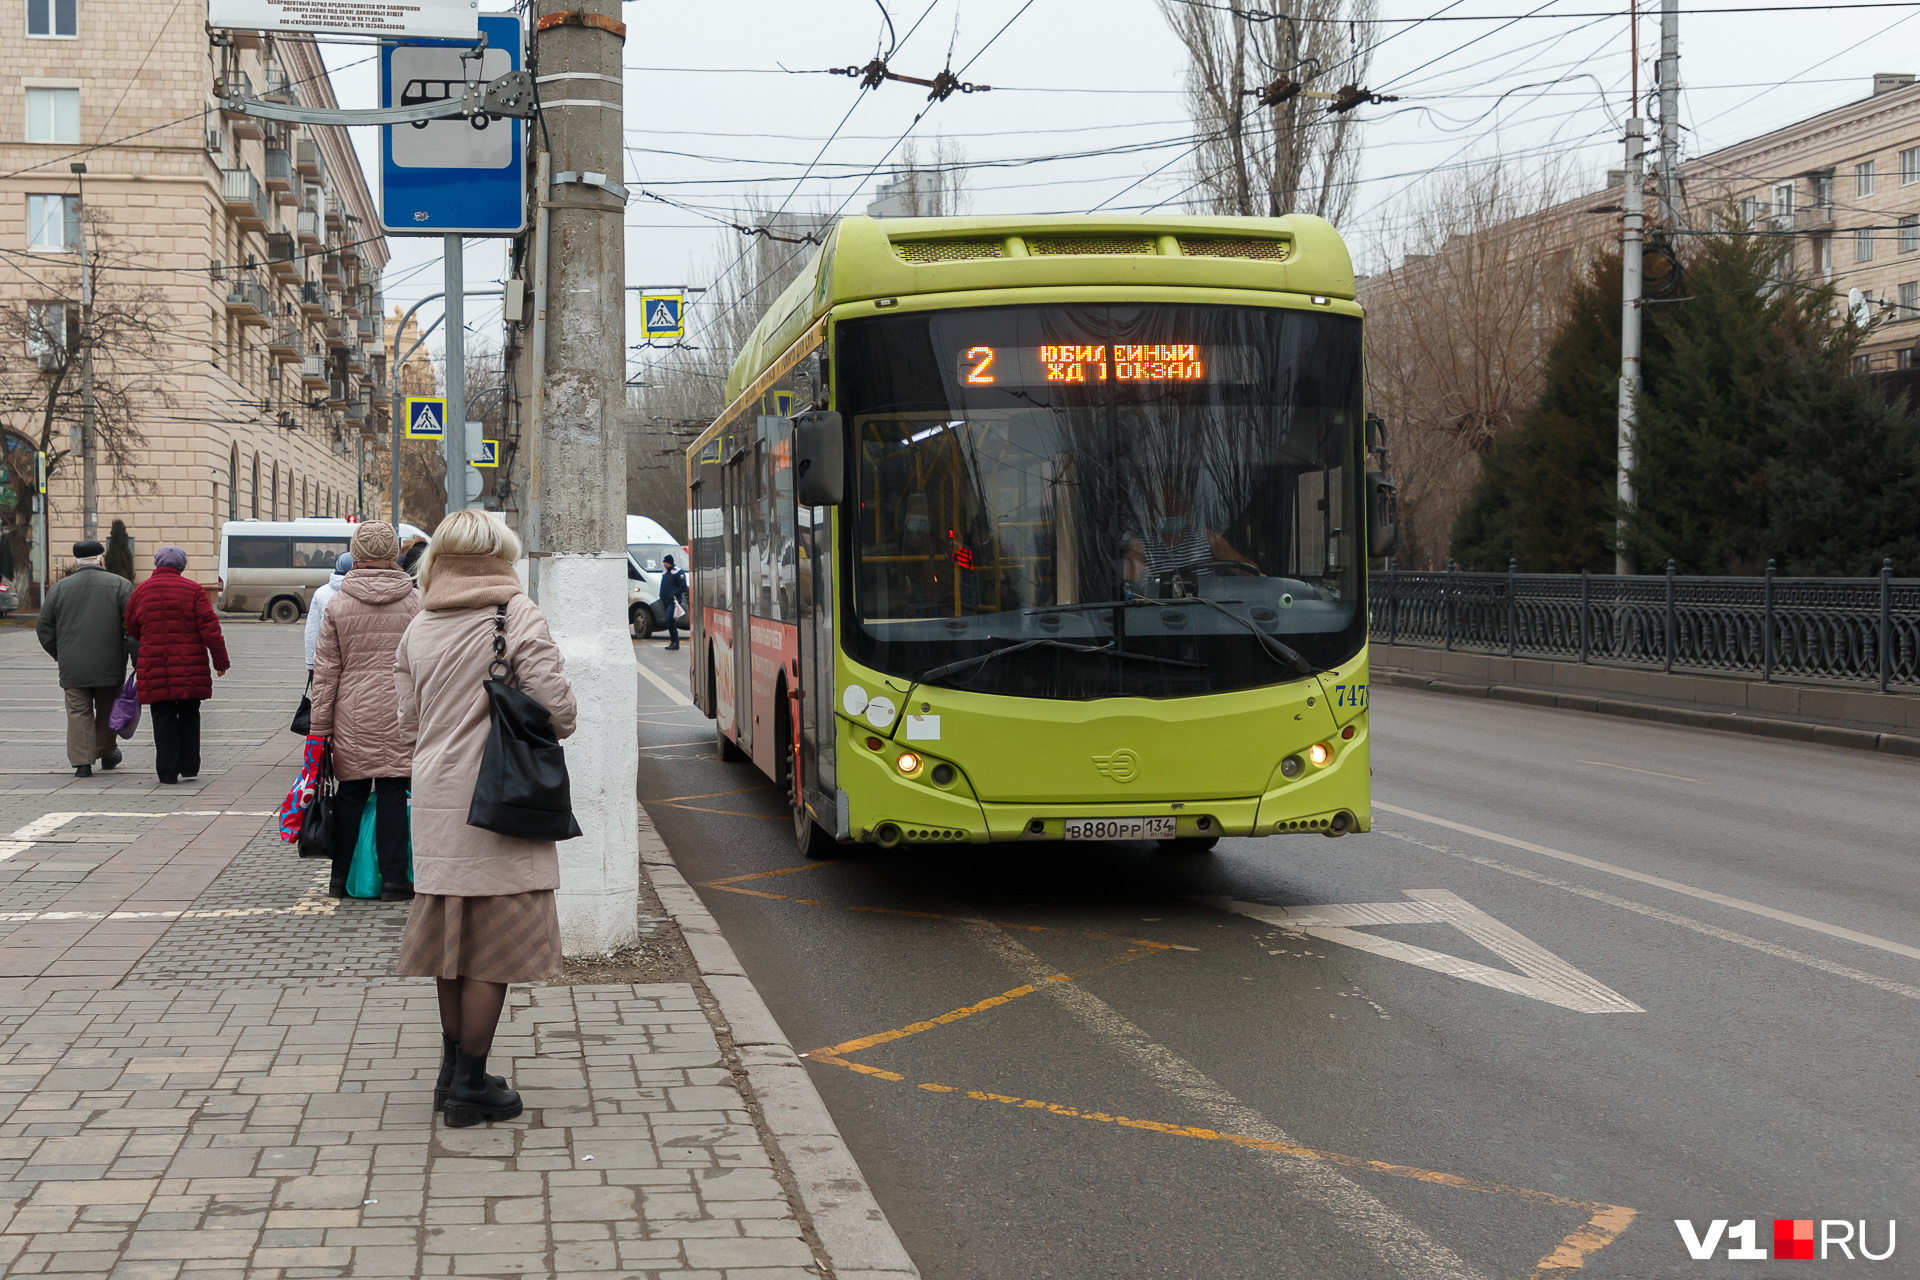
467;602;584;841
296;738;337;859
291;671;312;736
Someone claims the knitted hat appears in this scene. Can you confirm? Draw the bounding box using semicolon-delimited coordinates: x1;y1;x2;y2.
153;546;187;570
334;552;355;574
350;521;400;562
73;540;104;558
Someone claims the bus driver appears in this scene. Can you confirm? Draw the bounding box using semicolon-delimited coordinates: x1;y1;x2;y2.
1122;485;1257;588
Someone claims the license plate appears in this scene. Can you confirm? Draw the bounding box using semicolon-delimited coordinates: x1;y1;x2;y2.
1064;816;1178;841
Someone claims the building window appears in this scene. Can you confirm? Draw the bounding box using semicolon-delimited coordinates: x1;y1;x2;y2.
1902;348;1915;370
24;87;80;143
1857;228;1876;262
1855;353;1872;374
1858;160;1877;197
25;301;74;364
251;454;260;518
26;0;76;36
1812;173;1833;209
1740;196;1762;227
1904;147;1920;185
1772;182;1795;219
1901;281;1919;318
26;193;80;250
1902;215;1919;253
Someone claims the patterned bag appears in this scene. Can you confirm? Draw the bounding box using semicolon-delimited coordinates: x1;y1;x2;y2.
277;737;329;842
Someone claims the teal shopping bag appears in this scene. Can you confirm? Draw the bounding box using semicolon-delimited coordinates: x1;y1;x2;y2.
346;802;383;899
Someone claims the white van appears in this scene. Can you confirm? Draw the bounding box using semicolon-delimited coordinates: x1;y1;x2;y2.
218;518;430;621
626;513;685;638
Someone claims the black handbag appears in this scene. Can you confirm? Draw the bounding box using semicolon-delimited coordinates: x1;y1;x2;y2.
296;739;337;859
467;603;583;841
291;672;312;736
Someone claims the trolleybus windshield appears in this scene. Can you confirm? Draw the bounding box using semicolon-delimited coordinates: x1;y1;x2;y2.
837;303;1365;699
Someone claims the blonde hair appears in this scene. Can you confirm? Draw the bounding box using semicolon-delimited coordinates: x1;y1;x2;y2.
416;509;522;592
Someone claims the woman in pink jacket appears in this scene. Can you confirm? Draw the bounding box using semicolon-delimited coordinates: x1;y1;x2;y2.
309;521;420;900
393;509;576;1127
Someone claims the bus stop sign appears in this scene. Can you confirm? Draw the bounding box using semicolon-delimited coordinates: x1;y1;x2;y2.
380;13;526;236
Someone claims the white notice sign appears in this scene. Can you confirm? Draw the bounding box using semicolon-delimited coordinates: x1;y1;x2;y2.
208;0;478;42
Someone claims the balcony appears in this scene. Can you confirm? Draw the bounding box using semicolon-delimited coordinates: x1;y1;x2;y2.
303;183;328;221
327;379;349;410
297;280;326;316
324;315;350;349
319;250;345;289
264;147;295;200
294;208;322;247
357;314;380;343
261;68;295;104
296;138;324;179
1799;205;1835;231
301;351;329;388
345;399;369;428
267;318;300;359
221;169;267;231
346;343;366;374
265;233;298;280
223;274;265;319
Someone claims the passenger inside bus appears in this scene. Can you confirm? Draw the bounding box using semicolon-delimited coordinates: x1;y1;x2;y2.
1121;483;1257;591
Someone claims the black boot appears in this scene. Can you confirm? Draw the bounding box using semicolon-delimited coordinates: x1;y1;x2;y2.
434;1034;509;1108
101;750;122;771
443;1047;521;1127
74;764;91;778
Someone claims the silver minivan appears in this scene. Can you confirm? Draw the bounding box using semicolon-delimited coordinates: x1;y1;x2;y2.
218;518;429;621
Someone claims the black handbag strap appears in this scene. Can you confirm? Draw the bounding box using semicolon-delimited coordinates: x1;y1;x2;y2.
487;602;512;682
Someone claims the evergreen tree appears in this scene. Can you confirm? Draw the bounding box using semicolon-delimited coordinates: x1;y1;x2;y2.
104;519;134;582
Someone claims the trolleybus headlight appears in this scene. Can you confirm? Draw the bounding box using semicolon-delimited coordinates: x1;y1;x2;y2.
1280;756;1303;779
1308;742;1332;768
930;763;954;786
896;751;922;775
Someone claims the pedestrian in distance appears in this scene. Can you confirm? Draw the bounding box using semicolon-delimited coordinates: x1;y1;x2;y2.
660;553;687;651
305;552;354;672
36;539;134;777
309;522;420;901
125;546;230;785
393;508;576;1127
398;537;429;578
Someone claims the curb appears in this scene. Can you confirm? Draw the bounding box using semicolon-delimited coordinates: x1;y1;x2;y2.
638;812;921;1280
1377;669;1920;758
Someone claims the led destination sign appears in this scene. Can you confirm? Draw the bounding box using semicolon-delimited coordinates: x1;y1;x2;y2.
957;344;1229;388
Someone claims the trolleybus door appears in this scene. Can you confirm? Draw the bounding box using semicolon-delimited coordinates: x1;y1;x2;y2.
724;447;752;756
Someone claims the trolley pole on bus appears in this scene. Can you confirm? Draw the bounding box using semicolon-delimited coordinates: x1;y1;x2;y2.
529;0;639;955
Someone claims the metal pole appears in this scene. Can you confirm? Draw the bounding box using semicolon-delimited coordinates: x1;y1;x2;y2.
1386;562;1397;646
1656;0;1681;230
1618;119;1645;576
74;166;97;542
442;236;465;517
1506;558;1517;657
385;292;496;526
1580;567;1590;664
525;150;552;595
1763;558;1776;682
1444;558;1456;652
1664;557;1676;674
1880;557;1893;694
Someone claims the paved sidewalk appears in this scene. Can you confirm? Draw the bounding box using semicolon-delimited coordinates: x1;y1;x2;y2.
0;622;909;1280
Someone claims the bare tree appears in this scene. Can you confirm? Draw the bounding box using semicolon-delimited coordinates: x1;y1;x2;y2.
1359;161;1598;566
1156;0;1378;223
867;136;973;218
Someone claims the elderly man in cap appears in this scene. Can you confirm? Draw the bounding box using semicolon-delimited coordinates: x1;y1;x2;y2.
36;540;136;777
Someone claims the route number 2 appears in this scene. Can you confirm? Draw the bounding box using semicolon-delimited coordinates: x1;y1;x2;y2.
1334;683;1367;708
965;346;996;385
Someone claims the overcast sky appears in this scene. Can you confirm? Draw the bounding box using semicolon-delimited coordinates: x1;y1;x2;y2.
318;0;1918;385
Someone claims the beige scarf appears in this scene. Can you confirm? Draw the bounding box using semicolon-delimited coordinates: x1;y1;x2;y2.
420;554;523;611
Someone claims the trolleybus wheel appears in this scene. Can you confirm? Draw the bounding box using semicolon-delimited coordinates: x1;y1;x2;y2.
714;718;748;763
794;803;835;859
1156;836;1219;855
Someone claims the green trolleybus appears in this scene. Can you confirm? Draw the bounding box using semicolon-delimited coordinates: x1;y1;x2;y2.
685;214;1395;858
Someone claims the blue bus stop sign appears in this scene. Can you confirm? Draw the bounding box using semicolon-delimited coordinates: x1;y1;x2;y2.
380;13;526;237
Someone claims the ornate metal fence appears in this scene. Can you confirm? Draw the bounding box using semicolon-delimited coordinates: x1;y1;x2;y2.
1370;561;1920;692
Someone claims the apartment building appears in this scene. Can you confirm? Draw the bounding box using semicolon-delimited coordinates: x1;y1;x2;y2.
1;1;388;604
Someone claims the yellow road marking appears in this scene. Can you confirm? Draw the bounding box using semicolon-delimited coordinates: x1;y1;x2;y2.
656;804;786;821
660;784;773;803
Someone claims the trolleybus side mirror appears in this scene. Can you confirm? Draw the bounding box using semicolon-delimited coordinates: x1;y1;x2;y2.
1365;413;1387;454
1366;470;1399;560
794;411;845;507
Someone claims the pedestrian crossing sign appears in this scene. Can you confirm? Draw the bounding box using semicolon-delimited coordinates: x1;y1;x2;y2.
404;397;447;440
473;440;499;467
641;294;684;340
770;391;794;417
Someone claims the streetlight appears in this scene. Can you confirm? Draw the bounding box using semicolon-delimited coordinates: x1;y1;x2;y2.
71;162;96;541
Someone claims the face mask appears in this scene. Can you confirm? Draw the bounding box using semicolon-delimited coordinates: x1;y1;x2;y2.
906;515;931;535
1159;516;1187;536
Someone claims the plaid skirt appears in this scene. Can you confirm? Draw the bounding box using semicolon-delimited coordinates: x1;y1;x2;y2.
396;891;562;984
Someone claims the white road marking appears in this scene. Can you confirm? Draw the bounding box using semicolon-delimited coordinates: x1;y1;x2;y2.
1377;801;1920;964
962;921;1486;1280
0;811;281;861
635;660;694;707
1579;759;1701;783
1203;890;1643;1014
1375;827;1920;1004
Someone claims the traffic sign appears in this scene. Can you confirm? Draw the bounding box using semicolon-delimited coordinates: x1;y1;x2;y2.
380;14;526;236
473;440;499;467
641;294;684;340
404;397;447;440
771;391;795;417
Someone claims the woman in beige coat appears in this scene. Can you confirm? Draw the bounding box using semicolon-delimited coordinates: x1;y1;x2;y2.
309;521;421;900
393;509;576;1127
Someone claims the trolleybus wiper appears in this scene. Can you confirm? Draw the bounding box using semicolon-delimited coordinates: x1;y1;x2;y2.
917;637;1205;683
1136;595;1318;677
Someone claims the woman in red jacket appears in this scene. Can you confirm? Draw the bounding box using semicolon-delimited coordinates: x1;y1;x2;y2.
125;546;231;784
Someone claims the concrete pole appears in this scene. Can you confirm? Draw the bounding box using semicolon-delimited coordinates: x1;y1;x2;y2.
1618;119;1645;577
1656;0;1681;229
442;236;465;518
529;0;637;955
